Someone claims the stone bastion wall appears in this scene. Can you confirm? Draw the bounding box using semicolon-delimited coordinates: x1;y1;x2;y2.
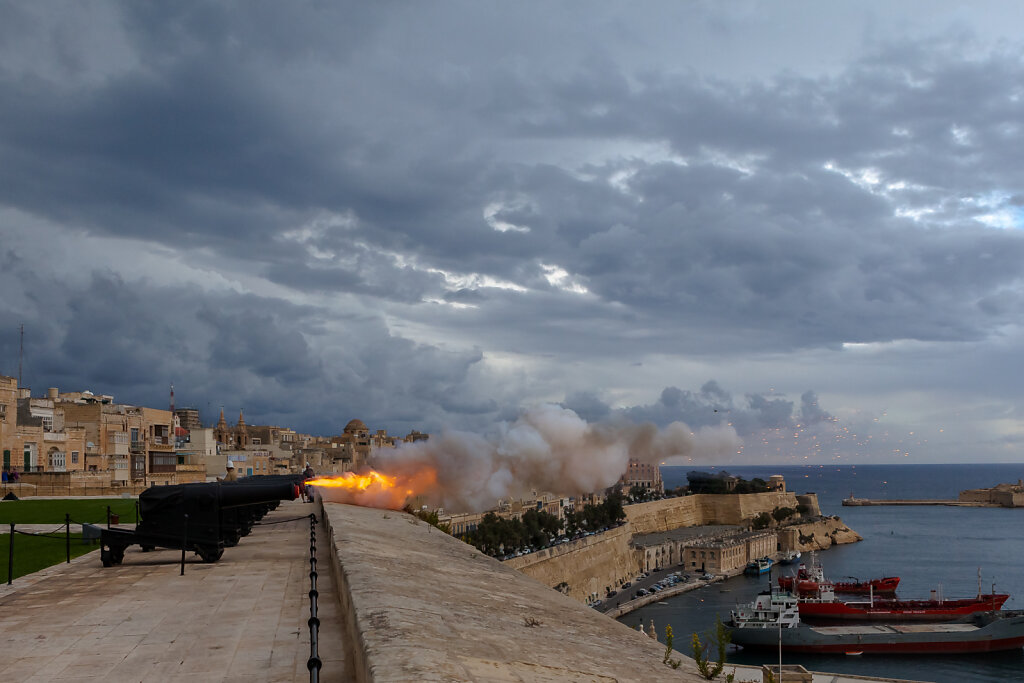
503;522;636;601
624;491;817;534
504;492;839;601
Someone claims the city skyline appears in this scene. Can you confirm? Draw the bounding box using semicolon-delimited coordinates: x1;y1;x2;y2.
3;2;1024;464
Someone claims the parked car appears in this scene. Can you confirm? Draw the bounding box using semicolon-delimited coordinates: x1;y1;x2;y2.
635;589;648;597
607;590;618;597
622;581;632;589
701;573;714;581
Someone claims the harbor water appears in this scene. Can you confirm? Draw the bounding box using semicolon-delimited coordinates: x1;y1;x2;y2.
619;463;1024;683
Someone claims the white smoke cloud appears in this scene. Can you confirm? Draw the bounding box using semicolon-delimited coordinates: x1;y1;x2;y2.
368;404;741;512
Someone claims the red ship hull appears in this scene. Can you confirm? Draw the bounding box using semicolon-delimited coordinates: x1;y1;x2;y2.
778;575;900;595
833;577;900;594
798;594;1010;622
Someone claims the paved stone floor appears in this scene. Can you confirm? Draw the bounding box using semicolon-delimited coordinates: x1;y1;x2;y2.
0;500;346;682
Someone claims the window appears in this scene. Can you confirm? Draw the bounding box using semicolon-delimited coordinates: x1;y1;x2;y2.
71;451;79;465
0;404;6;420
252;438;261;445
42;416;53;431
49;450;65;471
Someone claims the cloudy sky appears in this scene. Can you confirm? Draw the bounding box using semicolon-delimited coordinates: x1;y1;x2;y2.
3;1;1024;465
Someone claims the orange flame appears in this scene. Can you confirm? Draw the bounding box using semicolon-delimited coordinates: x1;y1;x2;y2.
306;466;438;510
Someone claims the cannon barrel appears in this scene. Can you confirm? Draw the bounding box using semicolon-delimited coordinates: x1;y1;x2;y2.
218;480;299;508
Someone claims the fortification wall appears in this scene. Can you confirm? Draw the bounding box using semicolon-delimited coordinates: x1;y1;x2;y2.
503;523;638;601
625;491;800;533
503;493;832;601
320;502;704;682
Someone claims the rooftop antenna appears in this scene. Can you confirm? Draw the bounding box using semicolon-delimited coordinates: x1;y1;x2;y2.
18;323;24;386
170;383;175;413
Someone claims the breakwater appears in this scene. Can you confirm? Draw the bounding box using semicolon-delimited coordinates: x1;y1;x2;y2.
842;497;997;507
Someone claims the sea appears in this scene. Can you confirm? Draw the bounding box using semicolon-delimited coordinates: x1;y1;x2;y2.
618;463;1024;683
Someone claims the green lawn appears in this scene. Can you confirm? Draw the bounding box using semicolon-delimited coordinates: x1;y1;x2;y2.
1;532;100;582
0;498;139;525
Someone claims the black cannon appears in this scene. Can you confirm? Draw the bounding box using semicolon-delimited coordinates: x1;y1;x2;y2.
99;480;298;567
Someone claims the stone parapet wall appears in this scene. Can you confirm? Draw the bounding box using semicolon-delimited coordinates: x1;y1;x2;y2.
320;501;704;682
1;481;149;497
503;523;638;601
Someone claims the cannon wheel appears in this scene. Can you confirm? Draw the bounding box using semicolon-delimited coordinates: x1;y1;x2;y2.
196;546;224;563
111;546;126;565
101;547;114;568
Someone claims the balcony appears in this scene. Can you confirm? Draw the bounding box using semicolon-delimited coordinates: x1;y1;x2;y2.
43;432;67;442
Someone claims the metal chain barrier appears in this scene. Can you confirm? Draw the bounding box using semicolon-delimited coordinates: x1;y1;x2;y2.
4;505;124;584
307;513;321;682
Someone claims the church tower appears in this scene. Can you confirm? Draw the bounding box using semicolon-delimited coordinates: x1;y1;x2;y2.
235;409;249;449
214;408;231;446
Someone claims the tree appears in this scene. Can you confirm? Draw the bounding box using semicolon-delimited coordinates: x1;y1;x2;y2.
691;617;732;680
772;506;796;522
752;511;772;530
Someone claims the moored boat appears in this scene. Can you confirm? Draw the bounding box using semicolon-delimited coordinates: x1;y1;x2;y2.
832;576;900;594
731;610;1024;654
744;557;774;576
728;590;1024;654
778;555;898;595
798;590;1010;622
777;550;800;565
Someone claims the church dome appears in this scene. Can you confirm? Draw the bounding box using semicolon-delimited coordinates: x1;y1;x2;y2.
344;419;368;433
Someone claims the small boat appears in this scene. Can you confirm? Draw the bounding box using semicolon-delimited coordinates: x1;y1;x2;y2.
744;557;774;576
777;550;801;565
728;590;1024;654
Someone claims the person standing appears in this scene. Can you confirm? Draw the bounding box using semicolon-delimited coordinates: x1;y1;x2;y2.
218;461;238;482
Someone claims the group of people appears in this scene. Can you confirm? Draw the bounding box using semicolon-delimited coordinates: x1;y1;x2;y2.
1;469;20;484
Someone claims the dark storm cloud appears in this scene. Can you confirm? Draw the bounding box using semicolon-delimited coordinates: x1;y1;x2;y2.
616;382;801;437
4;5;1023;358
0;265;495;436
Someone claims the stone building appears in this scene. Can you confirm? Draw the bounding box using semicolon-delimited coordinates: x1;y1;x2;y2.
618;458;665;495
174;407;203;432
214;409;252;449
632;525;778;574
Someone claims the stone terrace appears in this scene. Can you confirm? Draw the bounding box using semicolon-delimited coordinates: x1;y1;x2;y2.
0;499;345;682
